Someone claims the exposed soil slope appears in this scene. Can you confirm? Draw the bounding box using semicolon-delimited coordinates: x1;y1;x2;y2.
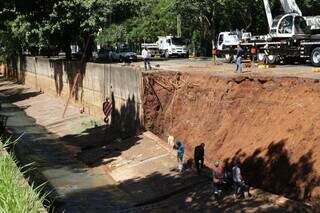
143;71;320;204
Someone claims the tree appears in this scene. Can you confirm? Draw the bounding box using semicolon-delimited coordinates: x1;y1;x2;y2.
96;24;128;46
96;0;177;46
47;0;112;59
1;0;320;60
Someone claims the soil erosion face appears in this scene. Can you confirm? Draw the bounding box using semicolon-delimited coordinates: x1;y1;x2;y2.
143;71;320;202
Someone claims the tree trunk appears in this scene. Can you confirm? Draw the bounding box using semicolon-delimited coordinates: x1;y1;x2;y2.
62;42;71;61
60;34;71;60
83;34;93;62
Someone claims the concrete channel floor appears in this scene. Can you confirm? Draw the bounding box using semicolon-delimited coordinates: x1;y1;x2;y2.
0;77;313;212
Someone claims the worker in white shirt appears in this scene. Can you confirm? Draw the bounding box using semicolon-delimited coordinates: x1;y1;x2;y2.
142;47;151;70
232;160;252;199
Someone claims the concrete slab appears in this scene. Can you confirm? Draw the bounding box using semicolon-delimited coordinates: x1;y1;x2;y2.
99;132;208;204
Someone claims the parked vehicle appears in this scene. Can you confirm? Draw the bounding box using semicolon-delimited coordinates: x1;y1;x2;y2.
140;36;189;58
111;47;137;62
157;36;189;58
141;43;159;57
96;48;112;62
217;31;252;62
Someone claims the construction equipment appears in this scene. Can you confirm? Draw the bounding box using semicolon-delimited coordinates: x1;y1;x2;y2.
217;31;252;62
217;0;320;67
103;98;112;124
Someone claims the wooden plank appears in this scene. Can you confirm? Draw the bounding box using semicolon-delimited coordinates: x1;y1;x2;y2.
312;67;320;72
258;64;276;69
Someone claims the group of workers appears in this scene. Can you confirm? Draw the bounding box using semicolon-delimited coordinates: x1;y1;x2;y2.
174;141;251;199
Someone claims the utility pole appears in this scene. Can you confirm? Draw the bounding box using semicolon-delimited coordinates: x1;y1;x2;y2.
177;14;182;37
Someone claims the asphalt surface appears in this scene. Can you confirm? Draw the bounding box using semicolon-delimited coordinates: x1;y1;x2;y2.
132;57;320;79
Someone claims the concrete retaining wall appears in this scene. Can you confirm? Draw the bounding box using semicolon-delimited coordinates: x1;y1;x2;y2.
7;56;143;134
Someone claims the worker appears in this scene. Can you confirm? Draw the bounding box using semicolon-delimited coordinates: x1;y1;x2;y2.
175;140;184;172
235;43;244;73
142;47;151;70
212;161;224;195
232;160;251;199
168;135;174;147
194;143;205;175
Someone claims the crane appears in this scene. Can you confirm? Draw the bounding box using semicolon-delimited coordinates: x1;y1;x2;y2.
263;0;320;33
218;0;320;67
279;0;302;15
263;0;273;30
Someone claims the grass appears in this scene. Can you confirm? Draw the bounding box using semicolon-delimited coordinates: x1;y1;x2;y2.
0;137;47;213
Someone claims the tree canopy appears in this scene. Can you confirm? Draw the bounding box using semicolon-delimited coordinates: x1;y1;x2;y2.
0;0;319;61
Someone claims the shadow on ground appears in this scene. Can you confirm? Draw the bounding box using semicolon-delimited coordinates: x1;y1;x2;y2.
59;91;140;166
223;139;320;206
51;169;309;213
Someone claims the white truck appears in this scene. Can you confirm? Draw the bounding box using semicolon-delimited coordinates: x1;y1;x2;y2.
141;43;159;57
141;36;189;58
217;31;252;62
156;36;189;58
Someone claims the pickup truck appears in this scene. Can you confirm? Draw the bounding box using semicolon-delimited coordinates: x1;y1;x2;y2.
111;48;137;62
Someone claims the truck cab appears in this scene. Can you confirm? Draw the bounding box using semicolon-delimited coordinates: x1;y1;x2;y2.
157;36;188;58
269;13;309;38
217;31;252;62
217;32;239;51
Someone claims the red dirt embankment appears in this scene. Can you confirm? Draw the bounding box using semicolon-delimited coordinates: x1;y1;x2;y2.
142;71;320;204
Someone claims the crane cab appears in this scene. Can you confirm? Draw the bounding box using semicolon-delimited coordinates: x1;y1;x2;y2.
269;13;308;38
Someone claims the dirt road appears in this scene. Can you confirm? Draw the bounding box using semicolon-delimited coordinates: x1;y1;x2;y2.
132;57;320;79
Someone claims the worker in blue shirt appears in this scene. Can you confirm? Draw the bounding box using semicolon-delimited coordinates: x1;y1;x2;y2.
175;141;184;172
235;44;244;73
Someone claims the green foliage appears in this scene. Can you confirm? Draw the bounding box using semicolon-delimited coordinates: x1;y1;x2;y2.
46;0;113;58
49;0;110;36
0;138;48;213
192;30;201;53
1;0;320;58
97;0;177;45
96;24;128;46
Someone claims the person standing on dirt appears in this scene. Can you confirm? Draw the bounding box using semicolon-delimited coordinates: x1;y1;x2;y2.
142;47;151;70
232;160;251;199
194;143;205;175
235;43;244;73
175;141;184;172
212;161;224;195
